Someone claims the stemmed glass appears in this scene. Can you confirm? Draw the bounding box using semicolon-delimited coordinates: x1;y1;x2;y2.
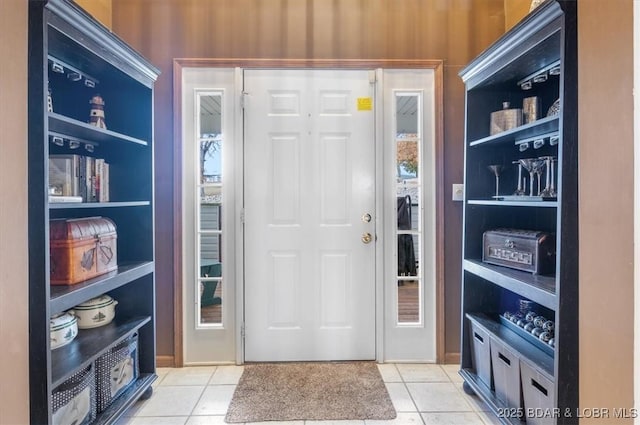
488;165;502;198
530;158;546;196
518;158;536;197
539;156;557;198
512;160;526;196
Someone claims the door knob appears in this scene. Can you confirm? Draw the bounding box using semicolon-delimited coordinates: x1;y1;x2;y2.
362;232;372;244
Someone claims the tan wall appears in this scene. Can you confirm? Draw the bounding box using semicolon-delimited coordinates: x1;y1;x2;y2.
111;0;507;362
75;0;112;29
0;0;29;424
578;0;635;421
504;0;531;31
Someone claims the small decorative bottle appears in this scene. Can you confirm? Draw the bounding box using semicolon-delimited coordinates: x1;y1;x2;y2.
89;94;107;129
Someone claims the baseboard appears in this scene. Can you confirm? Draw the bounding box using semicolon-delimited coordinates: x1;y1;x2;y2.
156;355;175;368
444;352;460;364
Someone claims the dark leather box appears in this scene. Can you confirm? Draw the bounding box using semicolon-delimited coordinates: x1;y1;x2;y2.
482;228;555;275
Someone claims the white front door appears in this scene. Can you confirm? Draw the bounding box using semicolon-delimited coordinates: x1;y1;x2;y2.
243;69;376;361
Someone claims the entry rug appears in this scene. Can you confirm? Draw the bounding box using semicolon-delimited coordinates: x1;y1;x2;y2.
224;361;397;422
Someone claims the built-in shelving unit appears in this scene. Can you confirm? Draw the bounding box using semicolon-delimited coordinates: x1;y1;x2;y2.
458;1;578;424
28;0;160;423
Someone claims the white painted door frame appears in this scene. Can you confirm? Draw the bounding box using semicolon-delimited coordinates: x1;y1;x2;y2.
174;60;444;366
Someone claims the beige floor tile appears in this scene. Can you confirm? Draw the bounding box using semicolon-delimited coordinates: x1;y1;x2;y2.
134;385;205;417
406;383;474;413
156;367;172;377
185;416;229;425
121;396;150;418
454;386;491;412
161;366;218;386
245;422;304;425
114;417;189;425
385;382;418;412
396;364;450;383
191;384;236;415
477;410;502;425
210;365;245;384
305;421;365;424
440;364;463;383
421;412;485;425
365;412;425;424
377;364;402;382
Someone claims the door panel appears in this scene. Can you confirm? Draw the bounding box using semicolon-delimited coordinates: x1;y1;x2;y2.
244;69;375;361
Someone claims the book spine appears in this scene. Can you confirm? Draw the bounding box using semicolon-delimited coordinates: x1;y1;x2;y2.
72;154;80;197
79;155;87;202
104;162;110;202
87;157;95;202
96;158;104;202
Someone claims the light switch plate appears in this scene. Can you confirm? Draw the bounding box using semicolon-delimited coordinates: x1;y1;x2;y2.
452;184;464;201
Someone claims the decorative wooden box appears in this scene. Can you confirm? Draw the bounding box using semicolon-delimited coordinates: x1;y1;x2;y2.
50;217;117;285
490;102;522;135
482;228;555;275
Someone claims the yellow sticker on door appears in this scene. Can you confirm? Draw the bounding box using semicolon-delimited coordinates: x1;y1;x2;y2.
357;97;373;111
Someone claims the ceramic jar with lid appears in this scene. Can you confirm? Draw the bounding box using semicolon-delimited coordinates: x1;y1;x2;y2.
70;294;118;329
50;311;78;349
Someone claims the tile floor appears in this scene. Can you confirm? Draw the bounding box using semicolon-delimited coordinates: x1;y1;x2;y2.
116;364;501;425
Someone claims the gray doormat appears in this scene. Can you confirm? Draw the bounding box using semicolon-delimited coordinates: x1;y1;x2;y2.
224;361;397;423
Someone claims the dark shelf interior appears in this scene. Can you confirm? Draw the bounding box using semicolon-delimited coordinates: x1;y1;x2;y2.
50;261;154;314
49;201;150;209
469;115;559;147
49;113;148;146
467;199;558;208
50;316;151;387
464;259;556;310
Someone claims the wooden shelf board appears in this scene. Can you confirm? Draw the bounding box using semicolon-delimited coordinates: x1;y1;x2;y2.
92;374;157;425
50;261;154;314
467;200;558;208
49;112;148;146
466;313;554;377
469;116;559;147
459;368;523;425
49;201;150;209
464;259;556;310
51;316;151;387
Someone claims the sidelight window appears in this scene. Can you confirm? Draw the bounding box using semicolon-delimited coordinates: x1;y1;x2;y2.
395;92;423;325
196;92;224;326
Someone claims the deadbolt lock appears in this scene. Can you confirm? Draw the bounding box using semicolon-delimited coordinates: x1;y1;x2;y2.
362;213;372;223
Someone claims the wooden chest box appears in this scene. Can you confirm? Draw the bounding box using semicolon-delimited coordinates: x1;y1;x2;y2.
50;217;117;285
482;228;555;275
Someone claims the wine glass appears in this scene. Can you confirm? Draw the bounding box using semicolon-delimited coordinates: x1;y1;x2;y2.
539;156;557;198
487;165;502;198
518;158;536;197
530;158;546;196
512;160;525;196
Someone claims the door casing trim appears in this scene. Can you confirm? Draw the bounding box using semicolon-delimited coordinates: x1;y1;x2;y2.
172;58;445;366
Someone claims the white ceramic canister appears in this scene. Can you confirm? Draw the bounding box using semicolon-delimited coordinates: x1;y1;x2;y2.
50;311;78;349
70;294;118;329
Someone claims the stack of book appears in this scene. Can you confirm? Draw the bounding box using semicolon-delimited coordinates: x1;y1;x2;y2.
49;154;110;203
